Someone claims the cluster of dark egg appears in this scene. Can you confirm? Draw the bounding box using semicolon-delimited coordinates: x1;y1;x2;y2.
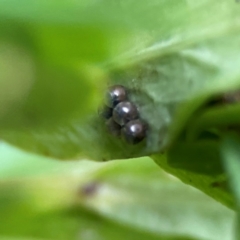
99;85;147;144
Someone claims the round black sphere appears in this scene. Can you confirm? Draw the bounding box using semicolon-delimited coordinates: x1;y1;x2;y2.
122;119;147;144
106;85;127;108
106;118;121;137
113;101;138;126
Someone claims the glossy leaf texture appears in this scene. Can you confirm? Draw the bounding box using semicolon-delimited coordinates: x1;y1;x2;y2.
0;143;235;240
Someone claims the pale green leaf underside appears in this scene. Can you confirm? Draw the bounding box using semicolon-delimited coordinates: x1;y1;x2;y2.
0;143;235;240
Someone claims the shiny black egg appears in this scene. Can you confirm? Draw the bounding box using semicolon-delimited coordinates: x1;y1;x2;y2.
113;101;138;126
121;119;147;144
106;85;127;108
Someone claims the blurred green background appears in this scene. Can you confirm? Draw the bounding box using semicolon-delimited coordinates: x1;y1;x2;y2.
0;143;236;240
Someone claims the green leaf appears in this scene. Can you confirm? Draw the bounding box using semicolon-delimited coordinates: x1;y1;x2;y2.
185;104;240;142
0;144;235;240
152;154;233;208
5;28;240;161
167;140;223;175
221;136;240;239
152;103;240;208
0;0;240;160
0;0;240;219
0;23;106;159
221;136;240;205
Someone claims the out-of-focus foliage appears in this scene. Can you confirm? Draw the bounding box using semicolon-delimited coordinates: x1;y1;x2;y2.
0;142;235;240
